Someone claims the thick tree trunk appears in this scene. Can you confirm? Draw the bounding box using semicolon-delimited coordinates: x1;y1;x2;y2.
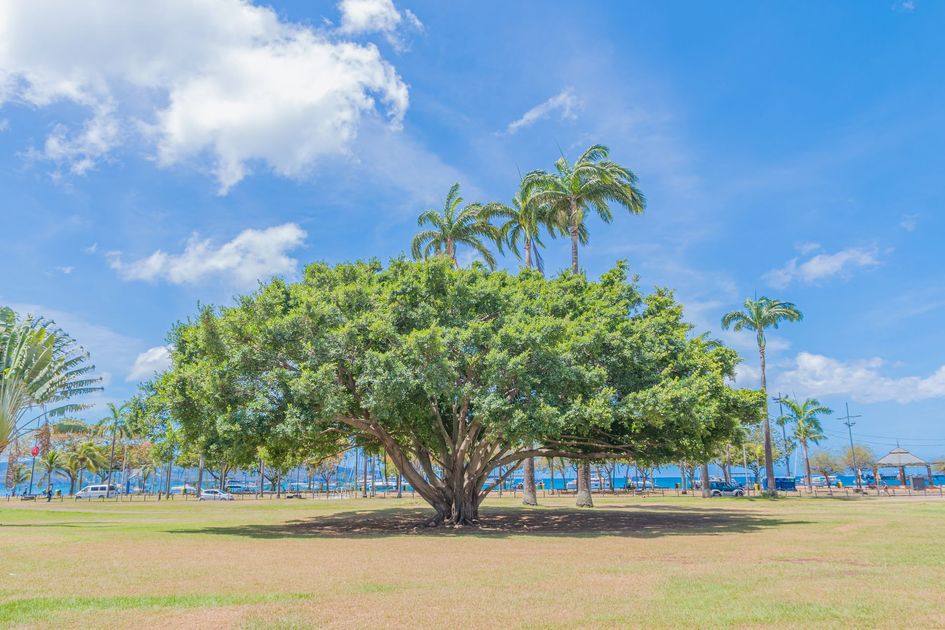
258;457;264;497
196;454;204;498
701;462;712;497
575;461;593;507
522;456;537;505
396;471;403;498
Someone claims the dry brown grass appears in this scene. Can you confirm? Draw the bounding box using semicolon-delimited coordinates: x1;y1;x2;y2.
1;494;944;629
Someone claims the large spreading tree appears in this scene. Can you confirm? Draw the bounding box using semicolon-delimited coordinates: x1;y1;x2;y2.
158;259;755;526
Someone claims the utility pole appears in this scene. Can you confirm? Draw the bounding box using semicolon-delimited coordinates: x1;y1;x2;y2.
839;403;863;490
774;392;790;478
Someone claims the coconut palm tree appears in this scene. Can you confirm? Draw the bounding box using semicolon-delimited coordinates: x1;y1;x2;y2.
781;398;830;488
411;183;500;269
721;297;803;495
524;144;646;274
98;402;128;496
489;178;555;273
70;440;105;492
39;450;63;490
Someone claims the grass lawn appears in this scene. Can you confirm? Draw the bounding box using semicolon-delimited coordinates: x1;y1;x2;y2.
1;494;943;629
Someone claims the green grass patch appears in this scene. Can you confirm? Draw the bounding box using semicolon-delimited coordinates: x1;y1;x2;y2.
0;592;311;627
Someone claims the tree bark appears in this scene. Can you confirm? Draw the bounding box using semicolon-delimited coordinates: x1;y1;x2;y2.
701;462;712;497
106;424;118;497
196;454;205;498
575;461;593;507
569;224;580;274
521;456;537;505
121;443;129;496
362;449;368;498
800;440;812;489
524;241;532;269
258;457;264;498
758;343;776;495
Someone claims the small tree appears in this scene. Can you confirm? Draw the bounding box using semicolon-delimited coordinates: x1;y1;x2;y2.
841;445;876;482
809;451;840;492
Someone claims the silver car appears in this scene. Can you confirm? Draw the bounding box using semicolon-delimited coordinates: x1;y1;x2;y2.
198;489;234;501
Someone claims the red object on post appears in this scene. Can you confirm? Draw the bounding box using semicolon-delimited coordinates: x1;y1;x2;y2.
31;446;39;457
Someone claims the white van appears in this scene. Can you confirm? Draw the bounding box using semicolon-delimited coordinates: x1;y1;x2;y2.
75;484;120;499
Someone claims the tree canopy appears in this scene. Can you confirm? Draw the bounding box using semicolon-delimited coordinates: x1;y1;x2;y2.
154;258;758;526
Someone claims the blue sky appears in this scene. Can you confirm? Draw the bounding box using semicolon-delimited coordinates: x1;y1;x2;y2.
2;0;943;461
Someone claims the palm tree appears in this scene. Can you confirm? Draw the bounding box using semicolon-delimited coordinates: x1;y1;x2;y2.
489;178;555;272
40;450;63;490
10;463;28;494
98;402;128;496
411;183;500;269
524;144;646;274
780;398;830;488
70;440;105;492
721;297;803;494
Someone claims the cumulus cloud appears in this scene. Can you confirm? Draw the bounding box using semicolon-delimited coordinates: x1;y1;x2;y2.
108;223;307;287
0;0;410;192
337;0;422;48
763;245;880;288
126;346;171;382
505;88;582;134
777;352;945;404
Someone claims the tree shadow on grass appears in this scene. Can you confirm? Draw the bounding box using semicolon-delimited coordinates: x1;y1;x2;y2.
168;504;807;539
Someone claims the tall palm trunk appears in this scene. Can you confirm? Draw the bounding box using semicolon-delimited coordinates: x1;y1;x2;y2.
522;455;537;505
575;461;593;507
524;240;532;269
121;442;129;495
106;426;118;497
569;226;579;273
78;468;84;491
757;342;776;494
802;439;812;488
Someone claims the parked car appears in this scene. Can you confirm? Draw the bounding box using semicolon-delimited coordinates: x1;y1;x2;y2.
708;481;745;497
198;488;233;501
75;484;121;499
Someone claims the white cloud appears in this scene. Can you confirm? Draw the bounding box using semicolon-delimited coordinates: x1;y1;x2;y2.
763;245;880;288
0;0;410;193
55;266;74;274
505;88;582;134
900;213;918;231
0;118;9;132
892;1;915;12
777;352;945;404
108;223;307;287
126;346;171;382
84;243;98;254
337;0;422;48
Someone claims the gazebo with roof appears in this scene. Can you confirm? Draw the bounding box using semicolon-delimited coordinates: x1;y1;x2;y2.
874;447;933;488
